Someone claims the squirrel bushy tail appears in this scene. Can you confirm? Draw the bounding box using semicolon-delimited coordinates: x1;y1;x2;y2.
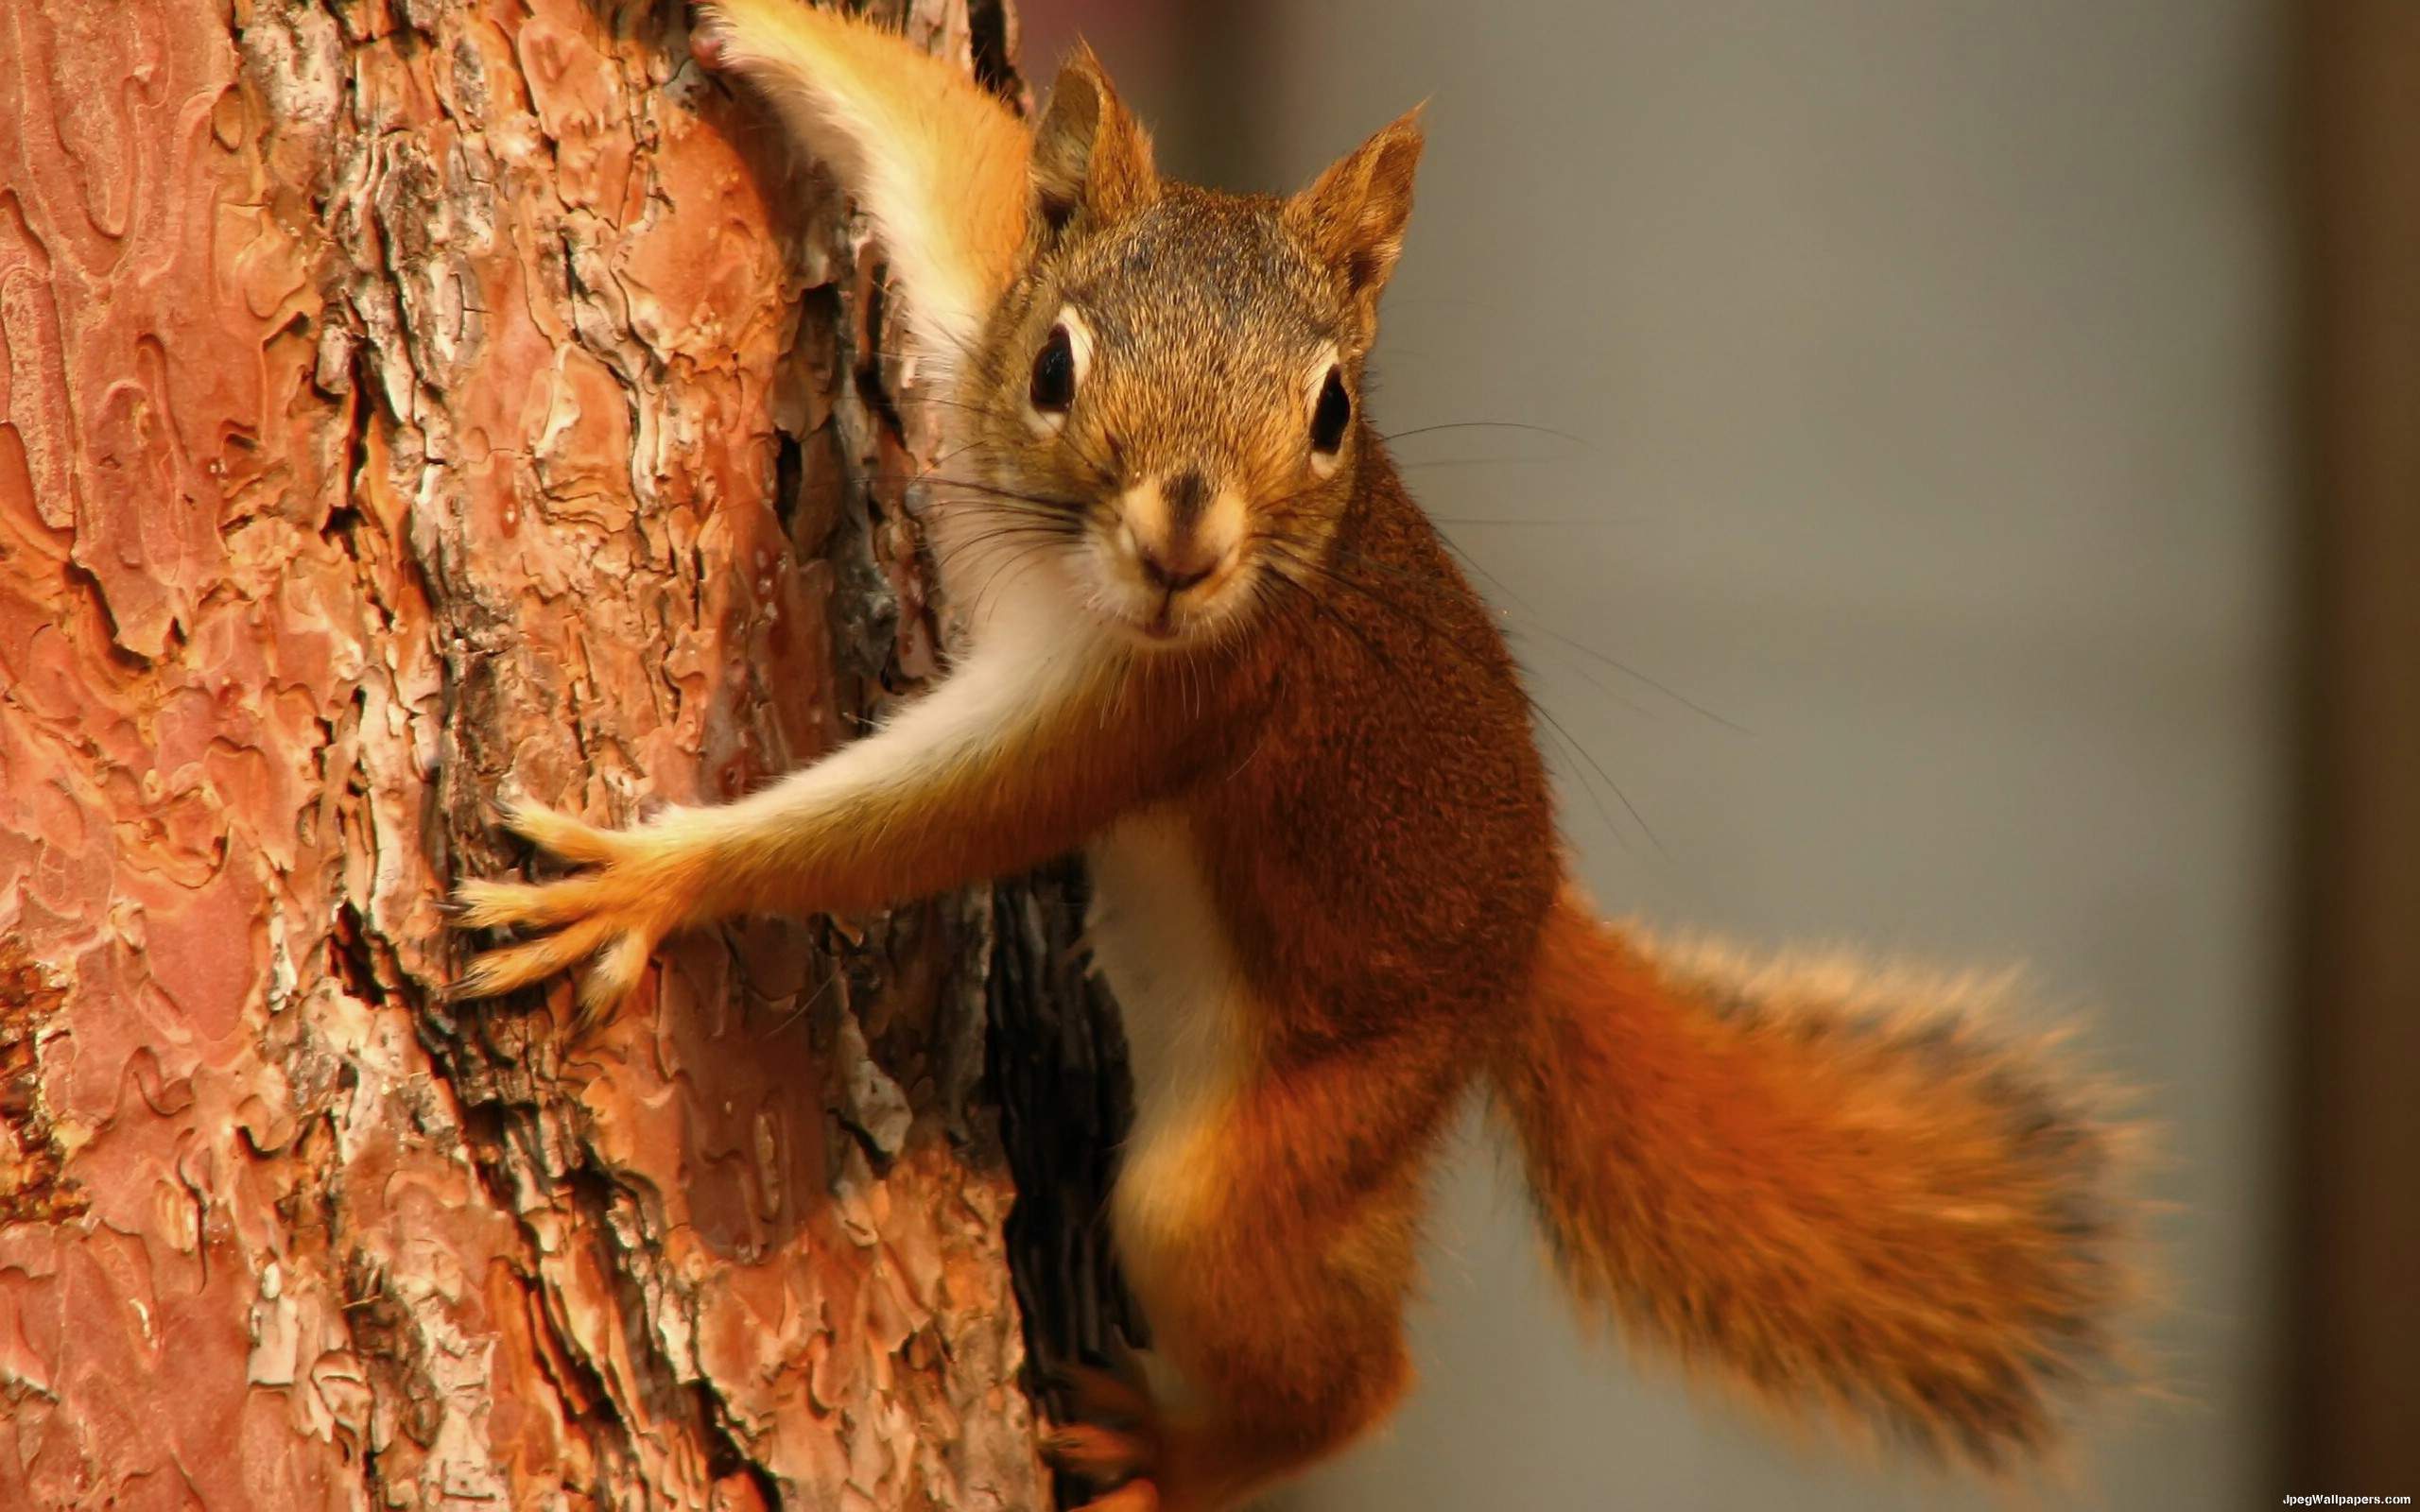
1491;889;2135;1469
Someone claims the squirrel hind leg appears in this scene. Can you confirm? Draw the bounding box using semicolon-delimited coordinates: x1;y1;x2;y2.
1042;1364;1159;1486
1047;1356;1407;1512
1045;1420;1153;1485
1092;1081;1439;1511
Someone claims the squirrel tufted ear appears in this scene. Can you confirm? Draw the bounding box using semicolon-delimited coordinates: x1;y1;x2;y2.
1288;105;1426;321
1030;42;1158;234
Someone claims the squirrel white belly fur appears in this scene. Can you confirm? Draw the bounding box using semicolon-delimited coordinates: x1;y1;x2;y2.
1086;810;1255;1305
451;5;2139;1508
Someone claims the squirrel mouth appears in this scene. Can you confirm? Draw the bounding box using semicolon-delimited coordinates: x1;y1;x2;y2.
1087;546;1242;646
1113;592;1201;646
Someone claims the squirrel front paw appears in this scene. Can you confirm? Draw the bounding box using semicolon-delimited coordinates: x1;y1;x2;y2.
685;0;777;77
687;7;736;74
449;799;700;1019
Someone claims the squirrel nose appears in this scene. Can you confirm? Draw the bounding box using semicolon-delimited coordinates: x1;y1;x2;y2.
1137;544;1217;594
1118;472;1236;597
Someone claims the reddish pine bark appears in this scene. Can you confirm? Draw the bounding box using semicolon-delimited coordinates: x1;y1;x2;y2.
0;2;1121;1506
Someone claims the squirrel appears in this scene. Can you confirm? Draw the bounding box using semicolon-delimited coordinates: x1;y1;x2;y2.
451;5;2136;1508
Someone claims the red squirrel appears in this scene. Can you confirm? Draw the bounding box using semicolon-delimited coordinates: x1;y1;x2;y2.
453;5;2135;1506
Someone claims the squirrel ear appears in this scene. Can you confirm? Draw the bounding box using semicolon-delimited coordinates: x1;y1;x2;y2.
1031;42;1158;234
1288;105;1426;321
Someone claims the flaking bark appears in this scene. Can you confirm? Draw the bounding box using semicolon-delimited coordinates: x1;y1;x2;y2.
0;1;1126;1506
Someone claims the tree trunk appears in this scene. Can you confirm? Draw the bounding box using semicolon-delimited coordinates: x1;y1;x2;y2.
0;2;1131;1507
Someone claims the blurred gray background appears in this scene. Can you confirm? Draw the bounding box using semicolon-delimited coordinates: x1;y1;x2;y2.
1011;2;2383;1507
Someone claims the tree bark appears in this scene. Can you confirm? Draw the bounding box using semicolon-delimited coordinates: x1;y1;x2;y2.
0;1;1130;1506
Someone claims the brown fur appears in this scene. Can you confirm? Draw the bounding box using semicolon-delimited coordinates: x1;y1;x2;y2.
1497;895;2133;1470
1062;451;1560;1509
454;11;2138;1507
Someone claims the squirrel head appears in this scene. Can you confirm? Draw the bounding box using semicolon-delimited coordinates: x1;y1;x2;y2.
954;44;1424;648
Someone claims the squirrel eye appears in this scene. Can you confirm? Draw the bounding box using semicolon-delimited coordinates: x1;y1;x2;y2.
1309;366;1352;455
1029;324;1077;412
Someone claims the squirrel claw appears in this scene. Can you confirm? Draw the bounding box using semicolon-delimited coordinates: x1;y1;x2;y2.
1042;1422;1153;1483
448;795;684;1016
495;799;629;868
